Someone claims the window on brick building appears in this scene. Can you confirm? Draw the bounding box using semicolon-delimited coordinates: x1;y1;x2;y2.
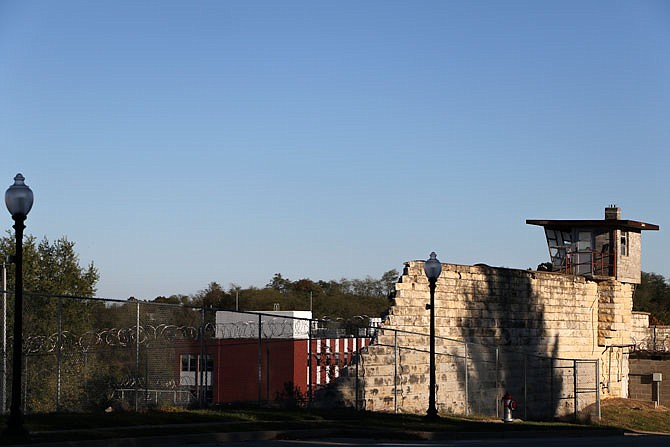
180;353;213;403
181;354;197;373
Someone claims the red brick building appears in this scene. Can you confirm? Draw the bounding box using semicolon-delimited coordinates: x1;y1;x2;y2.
175;311;372;404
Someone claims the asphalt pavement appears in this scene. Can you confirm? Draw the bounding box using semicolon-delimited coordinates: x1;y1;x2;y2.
6;427;668;447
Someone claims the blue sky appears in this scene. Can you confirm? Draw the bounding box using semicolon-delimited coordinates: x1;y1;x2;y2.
1;0;668;300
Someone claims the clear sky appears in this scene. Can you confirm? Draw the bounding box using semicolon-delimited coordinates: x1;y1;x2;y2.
1;0;668;300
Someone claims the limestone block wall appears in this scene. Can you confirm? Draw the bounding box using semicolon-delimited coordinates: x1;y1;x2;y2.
598;280;634;346
597;280;635;398
631;312;651;344
631;312;670;352
384;263;601;356
354;261;634;418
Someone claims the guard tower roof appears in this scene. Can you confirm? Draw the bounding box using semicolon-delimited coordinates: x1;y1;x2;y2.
526;219;658;232
527;207;658;284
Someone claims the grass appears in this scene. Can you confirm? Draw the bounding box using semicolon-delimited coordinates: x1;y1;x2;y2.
0;399;666;445
595;398;670;434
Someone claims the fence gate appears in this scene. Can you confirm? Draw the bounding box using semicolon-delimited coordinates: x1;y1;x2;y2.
573;359;600;421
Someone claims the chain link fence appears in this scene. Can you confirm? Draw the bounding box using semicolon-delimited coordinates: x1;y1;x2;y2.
0;293;599;420
368;328;600;420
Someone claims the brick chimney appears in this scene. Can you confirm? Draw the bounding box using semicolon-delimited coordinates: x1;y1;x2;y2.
605;205;621;220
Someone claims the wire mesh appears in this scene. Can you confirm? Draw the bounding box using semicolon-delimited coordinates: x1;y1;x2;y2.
0;293;600;419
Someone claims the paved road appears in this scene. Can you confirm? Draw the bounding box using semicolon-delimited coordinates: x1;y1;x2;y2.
13;431;669;447
186;435;668;447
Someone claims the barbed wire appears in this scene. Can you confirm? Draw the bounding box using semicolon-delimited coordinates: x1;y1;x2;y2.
112;376;181;390
17;317;378;355
22;324;204;354
632;333;670;352
215;318;312;339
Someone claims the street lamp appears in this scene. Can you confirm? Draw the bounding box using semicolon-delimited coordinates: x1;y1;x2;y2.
4;173;33;436
424;251;441;419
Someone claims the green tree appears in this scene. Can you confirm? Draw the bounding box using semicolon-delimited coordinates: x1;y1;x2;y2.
381;269;400;296
634;272;670;324
193;270;398;320
0;233;100;334
291;278;322;296
0;232;101;412
266;273;291;294
192;281;228;308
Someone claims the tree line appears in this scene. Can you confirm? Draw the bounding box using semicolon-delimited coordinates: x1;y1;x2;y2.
153;271;398;321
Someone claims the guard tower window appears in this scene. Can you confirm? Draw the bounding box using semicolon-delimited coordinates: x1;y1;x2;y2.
620;231;629;257
544;228;572;270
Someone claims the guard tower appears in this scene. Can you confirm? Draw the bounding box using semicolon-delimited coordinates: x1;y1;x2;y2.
527;206;659;284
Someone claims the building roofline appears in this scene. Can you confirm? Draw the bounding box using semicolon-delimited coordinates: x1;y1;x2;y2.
526;219;659;231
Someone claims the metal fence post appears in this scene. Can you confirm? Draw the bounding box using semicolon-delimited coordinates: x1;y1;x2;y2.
84;352;89;406
596;360;601;421
394;330;398;414
56;296;63;412
266;331;271;402
573;360;578;421
355;337;359;411
257;313;262;406
199;305;206;407
307;319;312;406
551;358;556;419
464;342;469;416
23;355;27;413
523;354;527;420
145;343;149;409
135;300;140;412
495;346;499;419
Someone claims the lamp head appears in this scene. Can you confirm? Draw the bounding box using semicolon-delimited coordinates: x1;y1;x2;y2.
5;173;34;219
424;251;442;281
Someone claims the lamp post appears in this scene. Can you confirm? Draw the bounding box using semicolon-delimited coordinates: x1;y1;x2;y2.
424;251;441;419
4;174;33;436
2;259;7;415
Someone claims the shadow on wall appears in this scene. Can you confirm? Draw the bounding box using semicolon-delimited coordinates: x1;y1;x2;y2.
454;265;564;420
310;263;586;419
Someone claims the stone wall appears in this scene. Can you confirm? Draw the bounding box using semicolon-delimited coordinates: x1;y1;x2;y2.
631;312;670;352
351;261;634;419
631;312;652;344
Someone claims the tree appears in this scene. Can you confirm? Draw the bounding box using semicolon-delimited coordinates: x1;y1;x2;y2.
0;232;101;412
0;233;100;334
291;278;322;296
266;273;291;294
381;269;400;297
153;294;190;305
187;270;399;320
192;282;228;308
634;272;670;324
